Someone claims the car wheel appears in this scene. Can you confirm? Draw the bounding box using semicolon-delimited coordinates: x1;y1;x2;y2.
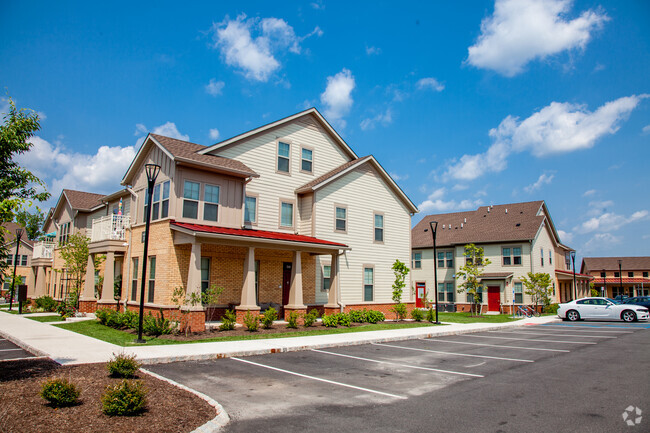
566;310;580;321
621;310;636;322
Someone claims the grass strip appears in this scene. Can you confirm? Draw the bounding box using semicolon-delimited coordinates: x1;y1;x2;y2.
436;312;519;323
26;315;65;323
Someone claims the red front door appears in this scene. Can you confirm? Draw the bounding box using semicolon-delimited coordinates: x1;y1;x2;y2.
487;286;500;312
415;282;426;308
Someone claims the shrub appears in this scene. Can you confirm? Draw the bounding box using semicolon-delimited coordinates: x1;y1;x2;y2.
107;353;141;378
410;308;424;322
349;309;367;323
321;313;338;327
105;310;124;329
57;300;76;318
219;309;236;331
302;309;318;327
243;311;259;332
337;312;352;327
40;378;80;407
545;303;559;314
35;296;58;312
391;303;408;321
95;308;112;326
286;311;299;329
261;307;278;329
365;310;385;324
101;380;147;416
143;311;172;336
425;308;436;322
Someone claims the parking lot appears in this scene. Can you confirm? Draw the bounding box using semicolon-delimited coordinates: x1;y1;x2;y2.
149;321;649;432
0;337;35;361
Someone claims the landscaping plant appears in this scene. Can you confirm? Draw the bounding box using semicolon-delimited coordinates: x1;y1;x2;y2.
365;310;385;324
34;295;57;312
243;311;259;332
520;272;552;311
410;308;424;321
390;259;410;321
219;309;236;331
455;244;491;316
101;380;147;416
171;285;224;336
286;311;299;328
106;353;141;378
302;309;318;327
321;313;338;327
40;378;80;407
143;310;172;336
337;312;352;327
349;309;367;323
391;303;408;321
261;307;278;329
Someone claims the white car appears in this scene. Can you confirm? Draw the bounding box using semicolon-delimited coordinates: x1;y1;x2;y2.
558;297;650;322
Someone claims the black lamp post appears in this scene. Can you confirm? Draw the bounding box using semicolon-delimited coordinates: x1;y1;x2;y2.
8;228;23;312
618;259;623;298
136;163;160;344
429;220;440;324
570;251;576;300
602;268;606;297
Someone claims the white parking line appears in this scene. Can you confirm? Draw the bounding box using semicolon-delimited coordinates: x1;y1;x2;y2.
0;348;24;352
488;330;617;339
425;339;570;352
311;349;484;378
463;335;596;345
231;357;407;400
371;342;534;363
541;325;632;333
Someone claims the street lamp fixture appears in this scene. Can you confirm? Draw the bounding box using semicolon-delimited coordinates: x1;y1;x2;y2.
136;163;160;344
570;251;576;301
8;228;23;312
429;220;440;324
618;259;623;298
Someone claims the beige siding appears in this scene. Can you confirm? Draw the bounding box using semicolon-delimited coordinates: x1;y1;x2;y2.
314;164;412;305
298;193;313;236
132;145;175;225
209;116;352;232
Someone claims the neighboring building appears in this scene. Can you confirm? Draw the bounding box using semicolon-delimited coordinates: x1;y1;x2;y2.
581;257;650;298
411;201;591;313
1;222;34;299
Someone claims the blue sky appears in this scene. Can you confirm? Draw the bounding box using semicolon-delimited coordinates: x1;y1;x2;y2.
1;0;649;261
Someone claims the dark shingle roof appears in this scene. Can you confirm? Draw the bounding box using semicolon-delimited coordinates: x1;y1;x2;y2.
581;257;650;273
63;189;105;211
296;156;371;193
1;222;34;246
150;134;258;178
412;201;546;248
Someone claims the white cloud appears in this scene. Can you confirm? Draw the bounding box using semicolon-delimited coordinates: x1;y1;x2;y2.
134;123;147;136
642;124;650;134
452;184;469;191
582;189;596;197
417;187;483;213
445;95;646;181
575;209;649;234
389;172;408;181
467;0;608;76
416;77;445;92
524;172;554;193
557;229;573;244
205;79;225;96
583;232;622;253
366;46;381;56
360;108;392;131
134;122;189;147
209;128;220;140
586;200;613;216
311;1;324;10
210;14;321;82
320;68;355;127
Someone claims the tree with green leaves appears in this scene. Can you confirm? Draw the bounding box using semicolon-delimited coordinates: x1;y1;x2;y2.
455;244;492;316
0;97;50;274
58;232;90;305
390;259;410;321
171;285;225;336
520;272;553;311
15;209;45;240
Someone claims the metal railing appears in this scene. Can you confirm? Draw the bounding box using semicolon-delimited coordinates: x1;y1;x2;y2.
33;241;55;259
90;214;130;242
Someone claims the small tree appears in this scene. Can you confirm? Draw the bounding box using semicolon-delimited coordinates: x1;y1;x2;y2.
520;272;552;311
390;259;409;321
455;244;491;316
589;281;599;297
171;285;224;336
59;232;90;306
15;209;46;240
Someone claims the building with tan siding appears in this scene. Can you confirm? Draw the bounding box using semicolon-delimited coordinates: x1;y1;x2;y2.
581;257;650;298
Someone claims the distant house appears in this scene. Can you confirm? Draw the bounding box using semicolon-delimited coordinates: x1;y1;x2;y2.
411;201;591;313
581;257;650;298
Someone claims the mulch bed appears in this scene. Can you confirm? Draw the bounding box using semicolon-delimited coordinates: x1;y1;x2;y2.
0;358;214;433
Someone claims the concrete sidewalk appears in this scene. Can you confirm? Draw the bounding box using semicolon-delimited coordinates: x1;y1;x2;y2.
0;311;558;365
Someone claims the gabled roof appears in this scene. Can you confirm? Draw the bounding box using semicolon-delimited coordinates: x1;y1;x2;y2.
197;108;358;160
295;155;418;214
63;189;105;211
581;257;650;273
412;201;557;248
1;222;34;248
121;134;258;185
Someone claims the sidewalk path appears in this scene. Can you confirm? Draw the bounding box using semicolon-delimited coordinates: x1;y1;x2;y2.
0;311;558;365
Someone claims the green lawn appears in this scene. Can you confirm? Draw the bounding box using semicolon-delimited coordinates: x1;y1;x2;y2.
56;320;439;347
27;315;64;323
0;308;35;315
436;312;520;323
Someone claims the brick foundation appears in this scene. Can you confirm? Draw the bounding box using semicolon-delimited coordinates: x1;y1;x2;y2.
284;308;307;324
78;300;98;313
235;309;260;324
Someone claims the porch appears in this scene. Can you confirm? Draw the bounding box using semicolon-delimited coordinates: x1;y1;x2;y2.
555;270;592;302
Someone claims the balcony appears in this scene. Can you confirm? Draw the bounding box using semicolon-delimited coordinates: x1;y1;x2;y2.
91;214;130;243
33;241;55;259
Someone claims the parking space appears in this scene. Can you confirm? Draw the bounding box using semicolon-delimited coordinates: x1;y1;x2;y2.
148;321;649;431
0;337;35;361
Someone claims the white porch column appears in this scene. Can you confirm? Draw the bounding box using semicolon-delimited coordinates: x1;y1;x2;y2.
286;250;306;308
28;266;36;298
81;255;96;300
237;247;259;310
184;241;203;310
99;251;115;303
35;266;47;298
325;252;339;308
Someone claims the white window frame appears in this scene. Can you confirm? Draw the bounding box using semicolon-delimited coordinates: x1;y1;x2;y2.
203;184;220;222
363;265;374;302
373;212;384;244
279;199;295;228
412;252;422;269
276;140;291;174
244;194;258;225
182;180;200;219
334;205;347;233
300;146;313;174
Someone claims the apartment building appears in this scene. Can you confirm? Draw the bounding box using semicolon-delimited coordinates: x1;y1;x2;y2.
581;257;650;298
411;201;592;313
1;222;33;298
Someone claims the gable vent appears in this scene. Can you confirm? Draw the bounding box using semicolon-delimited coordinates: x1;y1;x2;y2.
516;223;521;227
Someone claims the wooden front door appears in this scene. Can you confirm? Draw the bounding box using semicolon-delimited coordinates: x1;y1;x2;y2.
487;286;500;312
415;282;426;308
282;262;292;307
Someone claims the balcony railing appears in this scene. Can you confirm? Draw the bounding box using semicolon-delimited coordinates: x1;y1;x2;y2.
91;214;130;242
33;241;55;259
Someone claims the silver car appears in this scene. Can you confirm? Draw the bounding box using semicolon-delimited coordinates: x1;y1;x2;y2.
557;297;650;322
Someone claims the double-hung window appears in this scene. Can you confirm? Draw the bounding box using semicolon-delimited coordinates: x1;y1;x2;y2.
201;257;210;294
301;148;313;173
446;252;453;267
438;283;445;302
446;282;455;302
147;257;156;303
412;252;422;269
438;252;445;268
280;201;293;228
204;184;220;222
374;213;384;242
513;248;522;265
541;248;544;266
244;196;257;224
335;206;347;232
153;180;170;219
514;282;523;304
183;181;200;219
151;183;161;221
549;250;552;265
131;258;138;301
322;265;331;291
21;255;28;266
363;267;374;301
277;142;290;173
503;247;522;265
628;272;634;278
502;248;511;265
59;222;70;246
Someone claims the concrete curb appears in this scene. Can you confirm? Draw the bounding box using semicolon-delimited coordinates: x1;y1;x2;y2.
0;328;48;358
141;368;230;433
